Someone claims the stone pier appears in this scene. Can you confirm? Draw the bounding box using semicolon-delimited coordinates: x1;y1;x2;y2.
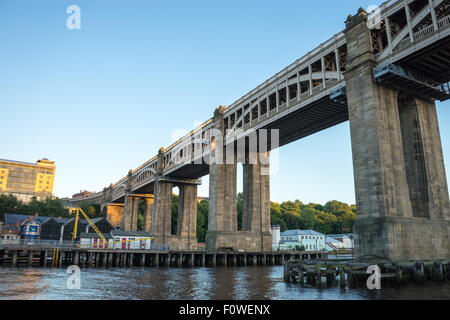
344;11;450;261
176;184;198;250
206;106;272;252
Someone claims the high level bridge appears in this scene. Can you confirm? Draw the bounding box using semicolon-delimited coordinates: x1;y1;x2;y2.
67;0;450;261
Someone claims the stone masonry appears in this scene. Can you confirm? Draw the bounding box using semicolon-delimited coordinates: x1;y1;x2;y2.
344;10;450;261
206;106;272;252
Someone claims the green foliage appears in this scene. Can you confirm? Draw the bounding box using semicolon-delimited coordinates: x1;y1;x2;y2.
269;199;356;235
0;194;69;220
137;199;146;230
236;193;243;231
197;200;208;242
171;195;179;235
79;203;102;219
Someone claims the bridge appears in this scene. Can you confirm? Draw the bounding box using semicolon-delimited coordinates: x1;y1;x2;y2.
67;0;450;261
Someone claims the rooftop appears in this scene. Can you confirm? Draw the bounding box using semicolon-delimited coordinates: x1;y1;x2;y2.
80;232;113;239
0;158;54;167
111;230;153;237
281;229;324;236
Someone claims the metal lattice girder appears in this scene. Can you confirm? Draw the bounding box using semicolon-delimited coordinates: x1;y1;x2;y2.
330;86;347;105
373;64;450;101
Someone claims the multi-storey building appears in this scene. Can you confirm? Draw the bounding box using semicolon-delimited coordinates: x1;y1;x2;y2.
279;229;326;251
0;158;56;202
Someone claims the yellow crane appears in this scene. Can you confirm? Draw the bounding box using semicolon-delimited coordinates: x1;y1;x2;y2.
66;206;155;249
70;207;106;242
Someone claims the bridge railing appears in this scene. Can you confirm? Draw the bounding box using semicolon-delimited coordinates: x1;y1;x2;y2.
0;239;78;250
0;239;171;252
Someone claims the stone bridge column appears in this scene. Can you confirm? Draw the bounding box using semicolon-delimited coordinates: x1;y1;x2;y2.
177;184;198;250
143;195;154;233
242;152;272;252
123;195;139;231
106;203;124;228
152;179;173;245
206;106;238;251
344;10;450;261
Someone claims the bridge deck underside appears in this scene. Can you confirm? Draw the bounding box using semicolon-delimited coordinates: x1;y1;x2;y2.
398;36;450;84
265;96;349;148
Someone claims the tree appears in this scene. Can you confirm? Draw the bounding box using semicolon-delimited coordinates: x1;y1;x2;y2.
298;206;316;230
280;201;301;216
0;194;22;220
0;194;70;219
237;193;243;231
171;195;179;235
196;200;208;242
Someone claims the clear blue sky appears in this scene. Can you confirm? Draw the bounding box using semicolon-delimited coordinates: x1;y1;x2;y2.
0;0;449;205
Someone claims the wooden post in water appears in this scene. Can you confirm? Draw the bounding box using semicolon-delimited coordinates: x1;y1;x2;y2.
315;264;321;286
41;250;48;267
73;251;80;266
95;252;100;267
128;253;134;267
339;266;346;287
201;253;206;267
27;251;34;267
87;252;93;267
114;253;119;267
58;250;63;267
12;250;18;267
252;254;257;266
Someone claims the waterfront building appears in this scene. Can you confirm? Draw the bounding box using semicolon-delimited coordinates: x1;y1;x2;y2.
0;223;20;240
325;236;344;251
57;216;115;241
19;215;43;240
326;234;354;251
279;230;326;251
80;230;153;250
111;230;154;250
0;158;56;202
79;232;113;249
2;213;114;241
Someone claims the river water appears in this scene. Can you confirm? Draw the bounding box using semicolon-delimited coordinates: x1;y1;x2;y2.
0;266;449;300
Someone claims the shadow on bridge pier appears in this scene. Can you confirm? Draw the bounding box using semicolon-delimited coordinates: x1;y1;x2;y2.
0;248;328;268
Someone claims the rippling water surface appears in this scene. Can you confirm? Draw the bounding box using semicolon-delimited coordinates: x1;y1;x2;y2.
0;266;449;300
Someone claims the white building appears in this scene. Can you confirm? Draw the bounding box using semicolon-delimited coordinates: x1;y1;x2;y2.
80;230;154;250
270;225;281;249
326;234;354;251
279;230;326;251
